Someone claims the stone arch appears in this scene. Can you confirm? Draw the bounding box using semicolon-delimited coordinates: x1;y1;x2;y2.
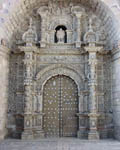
35;64;84;118
35;64;84;94
49;19;72;30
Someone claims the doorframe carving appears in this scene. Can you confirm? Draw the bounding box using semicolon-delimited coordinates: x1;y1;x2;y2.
35;64;84;94
34;64;84;137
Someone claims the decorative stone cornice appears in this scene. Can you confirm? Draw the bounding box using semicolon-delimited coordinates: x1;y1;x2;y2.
19;45;38;53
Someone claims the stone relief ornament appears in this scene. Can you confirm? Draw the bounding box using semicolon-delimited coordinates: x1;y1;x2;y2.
56;28;65;43
22;18;37;46
84;18;99;45
48;0;72;16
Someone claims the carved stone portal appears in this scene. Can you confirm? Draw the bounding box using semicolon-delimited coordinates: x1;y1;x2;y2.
7;1;112;140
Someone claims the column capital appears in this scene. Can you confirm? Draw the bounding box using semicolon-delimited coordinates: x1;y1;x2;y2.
84;46;103;54
75;12;83;18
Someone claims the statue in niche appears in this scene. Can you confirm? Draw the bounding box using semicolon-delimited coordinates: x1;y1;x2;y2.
56;28;65;43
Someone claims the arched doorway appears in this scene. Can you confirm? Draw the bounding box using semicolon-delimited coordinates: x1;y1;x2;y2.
43;75;78;137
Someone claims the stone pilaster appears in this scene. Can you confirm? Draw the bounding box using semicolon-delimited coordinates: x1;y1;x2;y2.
20;46;35;140
20;46;45;139
50;30;56;43
33;92;45;139
77;91;88;139
37;12;47;47
0;45;10;140
75;13;83;48
66;30;73;43
85;45;103;140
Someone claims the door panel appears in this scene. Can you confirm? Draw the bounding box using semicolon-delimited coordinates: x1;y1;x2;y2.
43;75;78;137
43;76;60;137
61;76;78;137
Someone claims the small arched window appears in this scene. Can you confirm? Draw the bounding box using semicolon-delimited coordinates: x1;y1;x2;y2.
55;25;67;43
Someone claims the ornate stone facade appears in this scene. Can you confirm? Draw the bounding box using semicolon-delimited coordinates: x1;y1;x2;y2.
6;1;113;140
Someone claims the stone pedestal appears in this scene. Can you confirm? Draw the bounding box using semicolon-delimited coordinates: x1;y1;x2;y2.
22;130;34;140
0;45;10;140
88;113;100;140
77;113;88;139
21;113;34;140
32;113;45;139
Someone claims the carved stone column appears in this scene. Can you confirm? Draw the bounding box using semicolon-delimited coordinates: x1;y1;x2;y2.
41;16;47;47
20;45;45;139
33;92;45;138
75;13;83;48
85;45;103;140
20;46;35;140
37;9;47;47
77;91;88;139
50;30;56;44
0;45;10;140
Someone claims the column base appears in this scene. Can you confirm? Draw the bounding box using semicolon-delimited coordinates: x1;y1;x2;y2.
22;130;34;140
22;130;45;140
77;129;88;139
34;130;45;139
88;131;100;140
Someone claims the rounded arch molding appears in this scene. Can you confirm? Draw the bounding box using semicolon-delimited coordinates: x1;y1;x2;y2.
49;19;72;30
35;64;84;94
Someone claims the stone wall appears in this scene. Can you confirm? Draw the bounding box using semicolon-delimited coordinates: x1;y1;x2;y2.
0;46;9;140
7;53;24;138
112;50;120;140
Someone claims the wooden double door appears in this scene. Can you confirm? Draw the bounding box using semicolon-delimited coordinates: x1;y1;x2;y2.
43;75;78;137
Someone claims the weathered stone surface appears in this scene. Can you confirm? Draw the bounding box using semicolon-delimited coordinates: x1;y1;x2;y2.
0;0;120;142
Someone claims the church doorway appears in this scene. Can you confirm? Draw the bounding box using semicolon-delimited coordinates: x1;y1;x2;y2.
43;75;78;138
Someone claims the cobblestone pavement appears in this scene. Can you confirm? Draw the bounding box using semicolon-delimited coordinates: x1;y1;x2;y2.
0;138;120;150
